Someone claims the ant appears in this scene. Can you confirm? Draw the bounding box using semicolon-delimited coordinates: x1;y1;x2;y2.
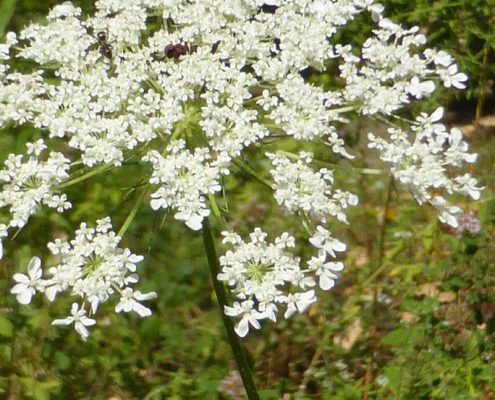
96;30;113;60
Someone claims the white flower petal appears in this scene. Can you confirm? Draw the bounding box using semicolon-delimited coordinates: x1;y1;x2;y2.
185;214;204;231
16;289;34;305
27;257;42;279
235;317;250;337
134;291;158;301
319;275;336;291
132;301;152;317
45;286;59;302
13;273;29;284
74;322;90;341
52;317;74;326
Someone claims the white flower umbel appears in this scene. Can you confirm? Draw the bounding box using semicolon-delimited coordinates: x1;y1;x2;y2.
339;18;468;115
368;107;481;226
0;1;479;232
11;218;157;340
220;228;316;336
0;140;70;230
0;0;481;339
0;140;71;259
144;140;221;231
220;226;348;336
268;151;358;223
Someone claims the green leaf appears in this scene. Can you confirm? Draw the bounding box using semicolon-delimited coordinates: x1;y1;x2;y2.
33;385;50;400
381;327;425;346
0;315;13;338
54;351;71;370
401;297;439;315
0;0;16;38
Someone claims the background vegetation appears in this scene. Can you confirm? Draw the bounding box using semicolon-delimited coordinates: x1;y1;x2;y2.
0;1;494;399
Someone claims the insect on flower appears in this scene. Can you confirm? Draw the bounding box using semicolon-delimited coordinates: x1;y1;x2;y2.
164;43;189;59
96;30;112;59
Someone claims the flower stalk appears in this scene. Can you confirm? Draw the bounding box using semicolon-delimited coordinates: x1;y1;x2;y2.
201;218;260;400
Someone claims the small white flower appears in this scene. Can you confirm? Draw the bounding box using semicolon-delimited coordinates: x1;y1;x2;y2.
441;64;468;89
11;257;45;304
309;226;347;259
52;303;96;341
221;231;242;245
5;32;17;46
26;139;47;156
0;44;10;60
115;288;157;317
455;174;483;200
308;255;344;290
284;290;316;318
427;50;452;67
120;249;144;272
368;4;385;22
431;196;462;228
408;77;435;99
249;228;268;244
274;232;295;249
225;301;266;337
376;375;390;387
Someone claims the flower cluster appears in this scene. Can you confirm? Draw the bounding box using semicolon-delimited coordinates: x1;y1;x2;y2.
219;227;346;336
265;75;351;158
0;140;71;256
368;107;481;227
268;151;358;223
0;0;481;338
10;218;156;340
339;18;468;115
144;140;221;230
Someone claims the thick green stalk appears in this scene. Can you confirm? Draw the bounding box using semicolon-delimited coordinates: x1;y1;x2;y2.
201;219;260;400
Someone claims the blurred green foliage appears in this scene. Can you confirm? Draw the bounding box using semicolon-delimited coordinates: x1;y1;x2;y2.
0;1;494;399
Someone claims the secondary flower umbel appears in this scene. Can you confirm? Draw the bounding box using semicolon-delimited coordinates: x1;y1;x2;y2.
10;218;157;340
219;227;346;336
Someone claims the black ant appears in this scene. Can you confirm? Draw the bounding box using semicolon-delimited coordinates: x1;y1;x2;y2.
96;30;112;60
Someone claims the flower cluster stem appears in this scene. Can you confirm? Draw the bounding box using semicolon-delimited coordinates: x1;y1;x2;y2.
118;186;150;238
202;219;260;400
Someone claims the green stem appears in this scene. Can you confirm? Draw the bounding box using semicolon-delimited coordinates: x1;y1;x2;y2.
328;105;357;113
201;219;260;400
59;165;112;189
279;151;384;175
364;174;394;397
375;174;394;269
233;159;272;188
208;193;222;219
118;186;150;238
